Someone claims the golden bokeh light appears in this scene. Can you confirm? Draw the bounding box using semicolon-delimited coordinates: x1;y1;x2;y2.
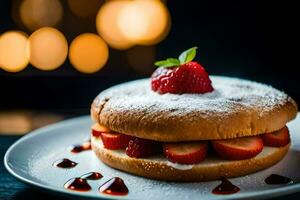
118;0;170;45
68;0;103;18
28;27;68;70
0;31;29;72
20;0;63;31
96;0;133;50
69;33;109;74
118;2;148;43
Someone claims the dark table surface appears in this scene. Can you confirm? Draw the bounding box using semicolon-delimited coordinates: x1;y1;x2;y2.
0;135;299;200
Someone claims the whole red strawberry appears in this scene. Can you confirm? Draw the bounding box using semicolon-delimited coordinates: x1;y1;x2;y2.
151;47;214;94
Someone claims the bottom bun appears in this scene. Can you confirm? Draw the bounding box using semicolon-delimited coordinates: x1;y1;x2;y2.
91;136;290;182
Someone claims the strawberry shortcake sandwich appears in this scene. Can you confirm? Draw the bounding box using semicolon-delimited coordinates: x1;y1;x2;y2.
90;47;298;181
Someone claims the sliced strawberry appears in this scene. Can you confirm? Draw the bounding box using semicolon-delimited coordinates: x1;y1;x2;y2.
125;137;161;158
212;136;263;160
100;132;133;150
163;142;208;164
91;123;110;137
262;126;290;147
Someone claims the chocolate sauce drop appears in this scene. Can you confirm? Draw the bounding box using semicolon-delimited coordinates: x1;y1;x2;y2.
212;177;240;195
64;178;91;192
81;172;103;180
99;177;128;196
53;158;77;168
265;174;293;185
70;140;91;153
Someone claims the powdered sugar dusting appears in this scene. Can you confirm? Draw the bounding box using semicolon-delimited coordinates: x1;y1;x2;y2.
94;76;293;118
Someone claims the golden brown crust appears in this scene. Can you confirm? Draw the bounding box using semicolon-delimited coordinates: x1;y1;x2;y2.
91;136;290;182
91;77;298;141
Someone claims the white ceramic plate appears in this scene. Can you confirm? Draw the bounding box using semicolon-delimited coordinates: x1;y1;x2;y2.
4;115;300;200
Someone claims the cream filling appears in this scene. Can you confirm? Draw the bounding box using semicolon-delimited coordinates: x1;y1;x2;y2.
165;161;194;170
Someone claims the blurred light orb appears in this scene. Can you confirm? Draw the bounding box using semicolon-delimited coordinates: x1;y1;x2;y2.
69;33;109;74
28;27;68;70
0;31;29;72
118;0;170;45
96;0;133;50
68;0;103;18
20;0;63;31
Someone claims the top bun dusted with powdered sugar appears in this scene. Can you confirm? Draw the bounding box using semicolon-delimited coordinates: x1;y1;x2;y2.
90;47;298;181
91;76;297;141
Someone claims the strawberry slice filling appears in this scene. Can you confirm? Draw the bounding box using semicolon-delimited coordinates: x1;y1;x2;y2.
91;125;290;164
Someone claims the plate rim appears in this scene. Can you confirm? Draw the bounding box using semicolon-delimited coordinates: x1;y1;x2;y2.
4;115;300;200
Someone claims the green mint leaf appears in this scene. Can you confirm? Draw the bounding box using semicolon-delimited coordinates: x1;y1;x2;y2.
154;60;168;66
154;58;180;68
166;58;180;65
178;47;198;64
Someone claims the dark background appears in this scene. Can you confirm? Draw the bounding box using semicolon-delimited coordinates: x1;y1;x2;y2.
1;1;300;199
0;0;299;114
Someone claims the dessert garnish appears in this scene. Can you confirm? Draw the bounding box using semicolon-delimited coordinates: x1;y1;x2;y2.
70;140;91;153
125;137;161;158
212;136;263;160
53;158;77;168
151;47;213;94
262;126;290;147
265;174;293;185
212;177;240;195
81;172;103;180
64;177;91;192
101;131;133;150
99;177;129;196
163;142;208;164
